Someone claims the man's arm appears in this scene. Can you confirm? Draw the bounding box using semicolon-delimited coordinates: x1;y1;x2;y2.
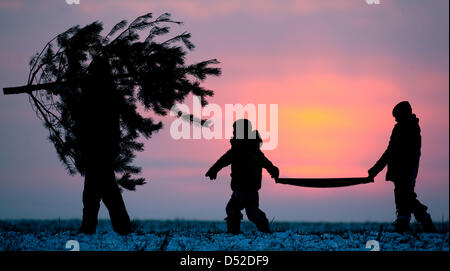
205;150;232;180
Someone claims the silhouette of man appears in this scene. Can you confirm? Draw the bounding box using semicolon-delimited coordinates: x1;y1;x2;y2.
77;57;131;235
368;101;436;233
205;119;279;234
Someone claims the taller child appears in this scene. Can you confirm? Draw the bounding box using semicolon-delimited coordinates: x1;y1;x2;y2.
368;101;436;233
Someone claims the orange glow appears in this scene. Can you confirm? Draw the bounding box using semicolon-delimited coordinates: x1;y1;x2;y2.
282;107;352;130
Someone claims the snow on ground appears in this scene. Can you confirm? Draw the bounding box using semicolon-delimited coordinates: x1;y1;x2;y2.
0;220;448;251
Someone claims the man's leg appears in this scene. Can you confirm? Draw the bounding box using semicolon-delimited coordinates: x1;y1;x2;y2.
79;173;101;234
100;169;131;235
225;192;244;234
394;181;411;233
244;192;271;233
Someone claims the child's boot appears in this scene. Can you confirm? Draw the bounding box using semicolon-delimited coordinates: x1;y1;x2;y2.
394;216;410;233
417;213;437;233
226;217;241;234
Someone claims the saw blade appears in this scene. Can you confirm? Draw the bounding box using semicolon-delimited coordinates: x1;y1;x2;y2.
276;177;374;188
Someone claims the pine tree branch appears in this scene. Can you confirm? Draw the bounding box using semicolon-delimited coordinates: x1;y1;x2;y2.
29;93;77;165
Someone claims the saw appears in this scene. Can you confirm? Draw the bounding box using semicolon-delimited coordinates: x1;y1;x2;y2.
276;177;374;188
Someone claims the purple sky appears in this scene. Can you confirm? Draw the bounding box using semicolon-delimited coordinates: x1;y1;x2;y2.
0;0;448;222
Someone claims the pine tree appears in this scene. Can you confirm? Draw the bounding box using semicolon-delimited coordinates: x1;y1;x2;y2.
26;12;221;190
18;13;221;234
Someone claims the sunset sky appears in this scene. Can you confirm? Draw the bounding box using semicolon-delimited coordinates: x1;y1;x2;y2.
0;0;448;222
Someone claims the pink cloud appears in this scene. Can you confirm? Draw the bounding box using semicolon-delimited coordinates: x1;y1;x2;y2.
76;0;357;19
0;0;24;11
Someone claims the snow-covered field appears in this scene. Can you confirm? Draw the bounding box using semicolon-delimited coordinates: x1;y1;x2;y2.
0;220;448;251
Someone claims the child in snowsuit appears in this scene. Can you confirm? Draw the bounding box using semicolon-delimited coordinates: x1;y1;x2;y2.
368;101;436;233
205;119;279;234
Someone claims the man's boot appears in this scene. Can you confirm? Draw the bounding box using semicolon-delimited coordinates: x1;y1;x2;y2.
255;219;271;234
225;217;241;234
394;216;410;233
78;182;100;235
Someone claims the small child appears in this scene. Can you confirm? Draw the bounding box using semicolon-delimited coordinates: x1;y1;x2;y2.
205;119;279;234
